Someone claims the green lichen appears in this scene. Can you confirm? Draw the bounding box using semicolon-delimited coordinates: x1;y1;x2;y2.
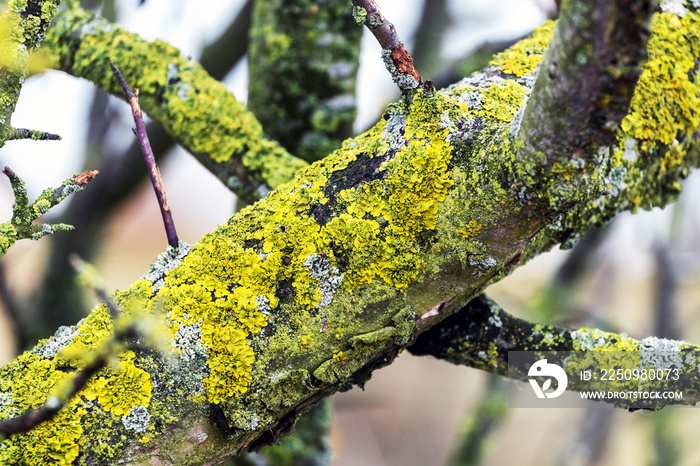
248;0;361;162
352;6;367;26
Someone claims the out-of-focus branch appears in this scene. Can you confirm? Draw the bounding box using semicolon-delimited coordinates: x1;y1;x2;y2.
0;0;61;148
411;0;450;79
248;0;361;162
200;0;252;82
44;3;308;203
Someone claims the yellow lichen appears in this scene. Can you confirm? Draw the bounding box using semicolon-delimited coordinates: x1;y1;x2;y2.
458;220;482;239
82;354;152;416
478;80;527;122
490;20;555;76
620;11;700;147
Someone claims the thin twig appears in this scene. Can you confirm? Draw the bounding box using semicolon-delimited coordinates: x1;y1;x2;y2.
110;62;179;249
0;356;106;436
352;0;422;91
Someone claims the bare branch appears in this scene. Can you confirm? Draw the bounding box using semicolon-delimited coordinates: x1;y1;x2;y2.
110;62;179;249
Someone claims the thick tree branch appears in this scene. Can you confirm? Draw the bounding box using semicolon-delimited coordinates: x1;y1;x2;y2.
43;3;308;203
516;0;655;208
1;5;700;465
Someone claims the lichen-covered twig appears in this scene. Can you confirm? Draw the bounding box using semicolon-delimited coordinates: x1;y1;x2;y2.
0;167;99;256
0;256;127;437
409;295;700;410
44;3;308;203
515;0;655;208
351;0;422;90
7;128;61;141
110;62;179;249
248;0;361;162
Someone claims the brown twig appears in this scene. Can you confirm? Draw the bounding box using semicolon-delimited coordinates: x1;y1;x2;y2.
352;0;421;91
109;62;179;249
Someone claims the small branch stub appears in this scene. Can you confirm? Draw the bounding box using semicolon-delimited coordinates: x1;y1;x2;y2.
8;128;61;141
352;0;422;91
110;62;179;249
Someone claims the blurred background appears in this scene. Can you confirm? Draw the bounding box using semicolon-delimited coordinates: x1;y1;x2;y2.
3;0;700;465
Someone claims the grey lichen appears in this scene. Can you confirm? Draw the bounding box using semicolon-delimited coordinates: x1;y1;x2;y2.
32;323;80;359
382;112;407;150
121;405;151;433
639;336;686;369
381;49;420;90
141;241;192;292
304;253;344;309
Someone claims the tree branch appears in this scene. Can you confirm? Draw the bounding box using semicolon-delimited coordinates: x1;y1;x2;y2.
43;3;308;203
0;0;61;148
248;0;361;162
515;0;655;208
351;0;422;90
409;294;700;410
0;168;99;255
111;62;179;249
